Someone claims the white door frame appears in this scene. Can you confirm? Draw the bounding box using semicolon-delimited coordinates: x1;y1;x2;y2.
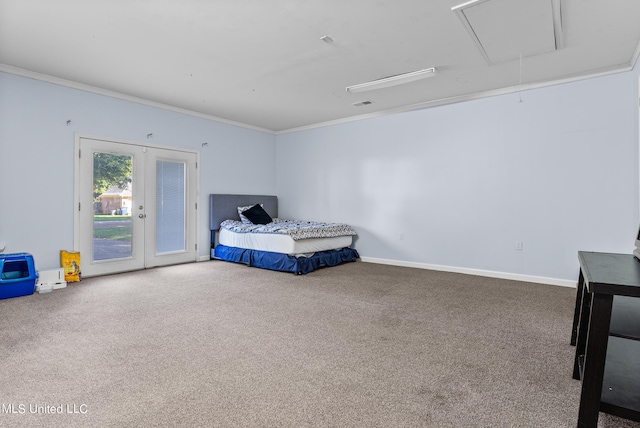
73;133;199;277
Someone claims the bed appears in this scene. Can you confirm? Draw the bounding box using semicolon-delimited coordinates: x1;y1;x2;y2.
209;194;359;274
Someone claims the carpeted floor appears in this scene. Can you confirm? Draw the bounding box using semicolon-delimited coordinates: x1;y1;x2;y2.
0;260;638;427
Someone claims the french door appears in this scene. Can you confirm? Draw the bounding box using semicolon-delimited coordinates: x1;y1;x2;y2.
75;136;198;277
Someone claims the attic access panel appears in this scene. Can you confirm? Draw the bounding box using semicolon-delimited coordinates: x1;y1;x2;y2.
453;0;563;64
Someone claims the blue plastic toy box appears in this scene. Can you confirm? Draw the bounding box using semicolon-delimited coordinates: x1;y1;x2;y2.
0;253;38;299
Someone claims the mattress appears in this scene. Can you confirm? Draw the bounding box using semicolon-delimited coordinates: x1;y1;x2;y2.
218;227;353;255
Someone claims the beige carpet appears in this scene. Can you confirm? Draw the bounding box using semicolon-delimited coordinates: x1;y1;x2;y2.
0;260;638;427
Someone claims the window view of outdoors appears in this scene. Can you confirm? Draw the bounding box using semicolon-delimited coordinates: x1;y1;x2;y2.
92;153;133;261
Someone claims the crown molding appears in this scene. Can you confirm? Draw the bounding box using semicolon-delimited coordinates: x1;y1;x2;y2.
0;64;275;135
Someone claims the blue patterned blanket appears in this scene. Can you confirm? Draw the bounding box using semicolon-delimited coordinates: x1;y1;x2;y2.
220;218;357;241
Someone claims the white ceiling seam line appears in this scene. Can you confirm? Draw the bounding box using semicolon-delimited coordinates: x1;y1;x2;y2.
552;0;564;50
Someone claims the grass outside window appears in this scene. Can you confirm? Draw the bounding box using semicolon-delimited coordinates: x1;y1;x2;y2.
93;215;132;240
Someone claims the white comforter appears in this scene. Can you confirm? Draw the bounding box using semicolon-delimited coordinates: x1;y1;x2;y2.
220;218;357;241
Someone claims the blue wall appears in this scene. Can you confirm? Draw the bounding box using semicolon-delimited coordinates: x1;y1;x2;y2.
2;63;639;283
0;72;276;270
276;70;640;281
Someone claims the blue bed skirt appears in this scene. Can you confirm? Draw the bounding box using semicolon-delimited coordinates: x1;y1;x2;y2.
212;245;360;275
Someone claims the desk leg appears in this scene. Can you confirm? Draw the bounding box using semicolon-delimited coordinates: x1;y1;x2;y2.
573;285;592;380
577;293;613;428
571;271;585;346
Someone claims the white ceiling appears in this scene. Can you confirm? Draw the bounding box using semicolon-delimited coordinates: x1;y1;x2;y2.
1;0;639;133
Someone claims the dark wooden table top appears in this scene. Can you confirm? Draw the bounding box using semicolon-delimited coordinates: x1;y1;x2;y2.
578;252;640;297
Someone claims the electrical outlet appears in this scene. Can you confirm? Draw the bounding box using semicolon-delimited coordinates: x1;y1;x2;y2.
399;233;404;241
515;241;523;251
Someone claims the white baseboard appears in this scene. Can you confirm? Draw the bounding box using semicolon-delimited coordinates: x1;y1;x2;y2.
198;255;211;262
359;257;576;288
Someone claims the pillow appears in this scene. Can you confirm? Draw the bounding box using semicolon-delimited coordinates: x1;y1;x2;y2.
237;204;262;223
241;203;273;225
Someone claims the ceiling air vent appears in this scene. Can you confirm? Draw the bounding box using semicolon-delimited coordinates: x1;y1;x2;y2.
352;100;373;107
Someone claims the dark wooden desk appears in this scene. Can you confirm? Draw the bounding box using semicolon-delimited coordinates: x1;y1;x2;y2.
572;251;640;428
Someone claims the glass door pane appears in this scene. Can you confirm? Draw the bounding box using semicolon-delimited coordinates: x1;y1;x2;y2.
155;160;186;254
93;152;133;261
77;137;145;277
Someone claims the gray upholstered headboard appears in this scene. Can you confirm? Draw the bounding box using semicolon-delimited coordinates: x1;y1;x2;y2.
209;194;278;231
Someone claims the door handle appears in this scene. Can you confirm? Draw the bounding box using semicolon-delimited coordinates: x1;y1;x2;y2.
138;214;146;219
